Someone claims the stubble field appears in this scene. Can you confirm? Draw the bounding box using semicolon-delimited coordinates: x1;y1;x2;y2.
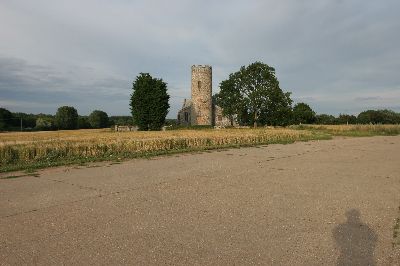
1;125;399;172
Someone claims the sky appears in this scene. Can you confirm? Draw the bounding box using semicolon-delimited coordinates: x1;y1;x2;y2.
1;0;399;118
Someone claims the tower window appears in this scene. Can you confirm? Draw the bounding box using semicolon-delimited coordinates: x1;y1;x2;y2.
198;81;201;90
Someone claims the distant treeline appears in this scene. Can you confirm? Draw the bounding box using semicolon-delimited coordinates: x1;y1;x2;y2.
0;106;137;131
315;109;400;125
0;106;399;132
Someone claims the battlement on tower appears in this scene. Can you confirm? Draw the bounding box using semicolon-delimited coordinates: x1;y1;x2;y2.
191;65;212;73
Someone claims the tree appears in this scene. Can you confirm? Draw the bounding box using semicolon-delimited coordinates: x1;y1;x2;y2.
0;107;13;130
78;116;92;129
130;73;170;130
379;109;400;124
88;110;109;128
357;110;382;124
109;116;134;126
13;112;36;128
217;62;290;128
259;89;293;126
357;109;400;124
35;117;53;131
315;114;336;125
336;114;357;124
55;106;79;130
215;75;244;125
293;103;316;124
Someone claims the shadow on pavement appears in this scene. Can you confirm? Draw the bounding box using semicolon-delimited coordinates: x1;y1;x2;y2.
333;209;377;266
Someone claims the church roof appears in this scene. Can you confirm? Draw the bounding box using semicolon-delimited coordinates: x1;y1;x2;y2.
182;99;192;109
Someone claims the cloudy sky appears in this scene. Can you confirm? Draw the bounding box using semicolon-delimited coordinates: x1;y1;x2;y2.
1;0;399;117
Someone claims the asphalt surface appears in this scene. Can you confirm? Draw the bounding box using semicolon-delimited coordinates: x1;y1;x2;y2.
1;136;400;265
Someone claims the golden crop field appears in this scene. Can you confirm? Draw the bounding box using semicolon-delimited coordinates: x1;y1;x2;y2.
2;125;399;172
292;124;400;136
0;128;326;171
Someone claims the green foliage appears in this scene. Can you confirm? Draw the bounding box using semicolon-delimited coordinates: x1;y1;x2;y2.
12;112;36;128
336;114;357;124
109;116;134;126
35;117;54;131
165;119;178;126
293;102;316;124
88;110;109;128
0;108;13;130
78;116;92;129
215;76;244;125
130;73;170;131
259;90;293;126
217;61;292;127
357;109;400;124
55;106;79;130
315;114;336;125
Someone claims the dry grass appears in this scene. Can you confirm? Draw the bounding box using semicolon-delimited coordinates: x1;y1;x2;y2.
3;124;398;172
0;128;325;171
292;124;400;136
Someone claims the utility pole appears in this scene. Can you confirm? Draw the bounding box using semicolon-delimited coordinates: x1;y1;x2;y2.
20;117;23;131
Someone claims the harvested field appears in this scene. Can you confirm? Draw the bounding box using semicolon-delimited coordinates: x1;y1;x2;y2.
0;128;328;172
1;125;400;172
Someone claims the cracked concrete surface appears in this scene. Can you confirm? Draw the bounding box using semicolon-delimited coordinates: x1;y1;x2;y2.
1;136;400;265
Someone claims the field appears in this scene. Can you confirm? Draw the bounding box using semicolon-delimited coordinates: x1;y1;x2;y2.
1;125;400;172
291;124;400;136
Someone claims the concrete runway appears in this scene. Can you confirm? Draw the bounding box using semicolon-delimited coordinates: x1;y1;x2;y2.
1;136;400;265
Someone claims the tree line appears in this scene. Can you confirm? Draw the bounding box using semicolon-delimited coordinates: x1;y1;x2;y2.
215;62;400;127
0;106;133;131
1;61;399;131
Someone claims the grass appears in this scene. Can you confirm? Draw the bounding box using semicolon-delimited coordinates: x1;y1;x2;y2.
290;124;400;137
394;206;400;248
0;128;329;172
1;124;399;172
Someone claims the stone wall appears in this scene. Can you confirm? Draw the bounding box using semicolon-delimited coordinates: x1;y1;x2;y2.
177;105;191;126
114;125;138;131
213;105;234;127
190;65;212;125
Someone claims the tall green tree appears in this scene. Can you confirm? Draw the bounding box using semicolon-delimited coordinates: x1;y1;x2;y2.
55;106;79;130
0;107;13;130
292;103;316;124
217;62;291;127
259;89;293;126
130;73;170;130
88;110;109;128
215;74;244;125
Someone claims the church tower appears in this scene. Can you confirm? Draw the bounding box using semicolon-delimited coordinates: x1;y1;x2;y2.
190;65;212;125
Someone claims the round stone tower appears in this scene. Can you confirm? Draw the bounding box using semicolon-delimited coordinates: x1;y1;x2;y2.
190;65;212;125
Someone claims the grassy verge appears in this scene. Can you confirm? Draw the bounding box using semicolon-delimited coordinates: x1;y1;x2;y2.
290;124;400;137
0;128;329;173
